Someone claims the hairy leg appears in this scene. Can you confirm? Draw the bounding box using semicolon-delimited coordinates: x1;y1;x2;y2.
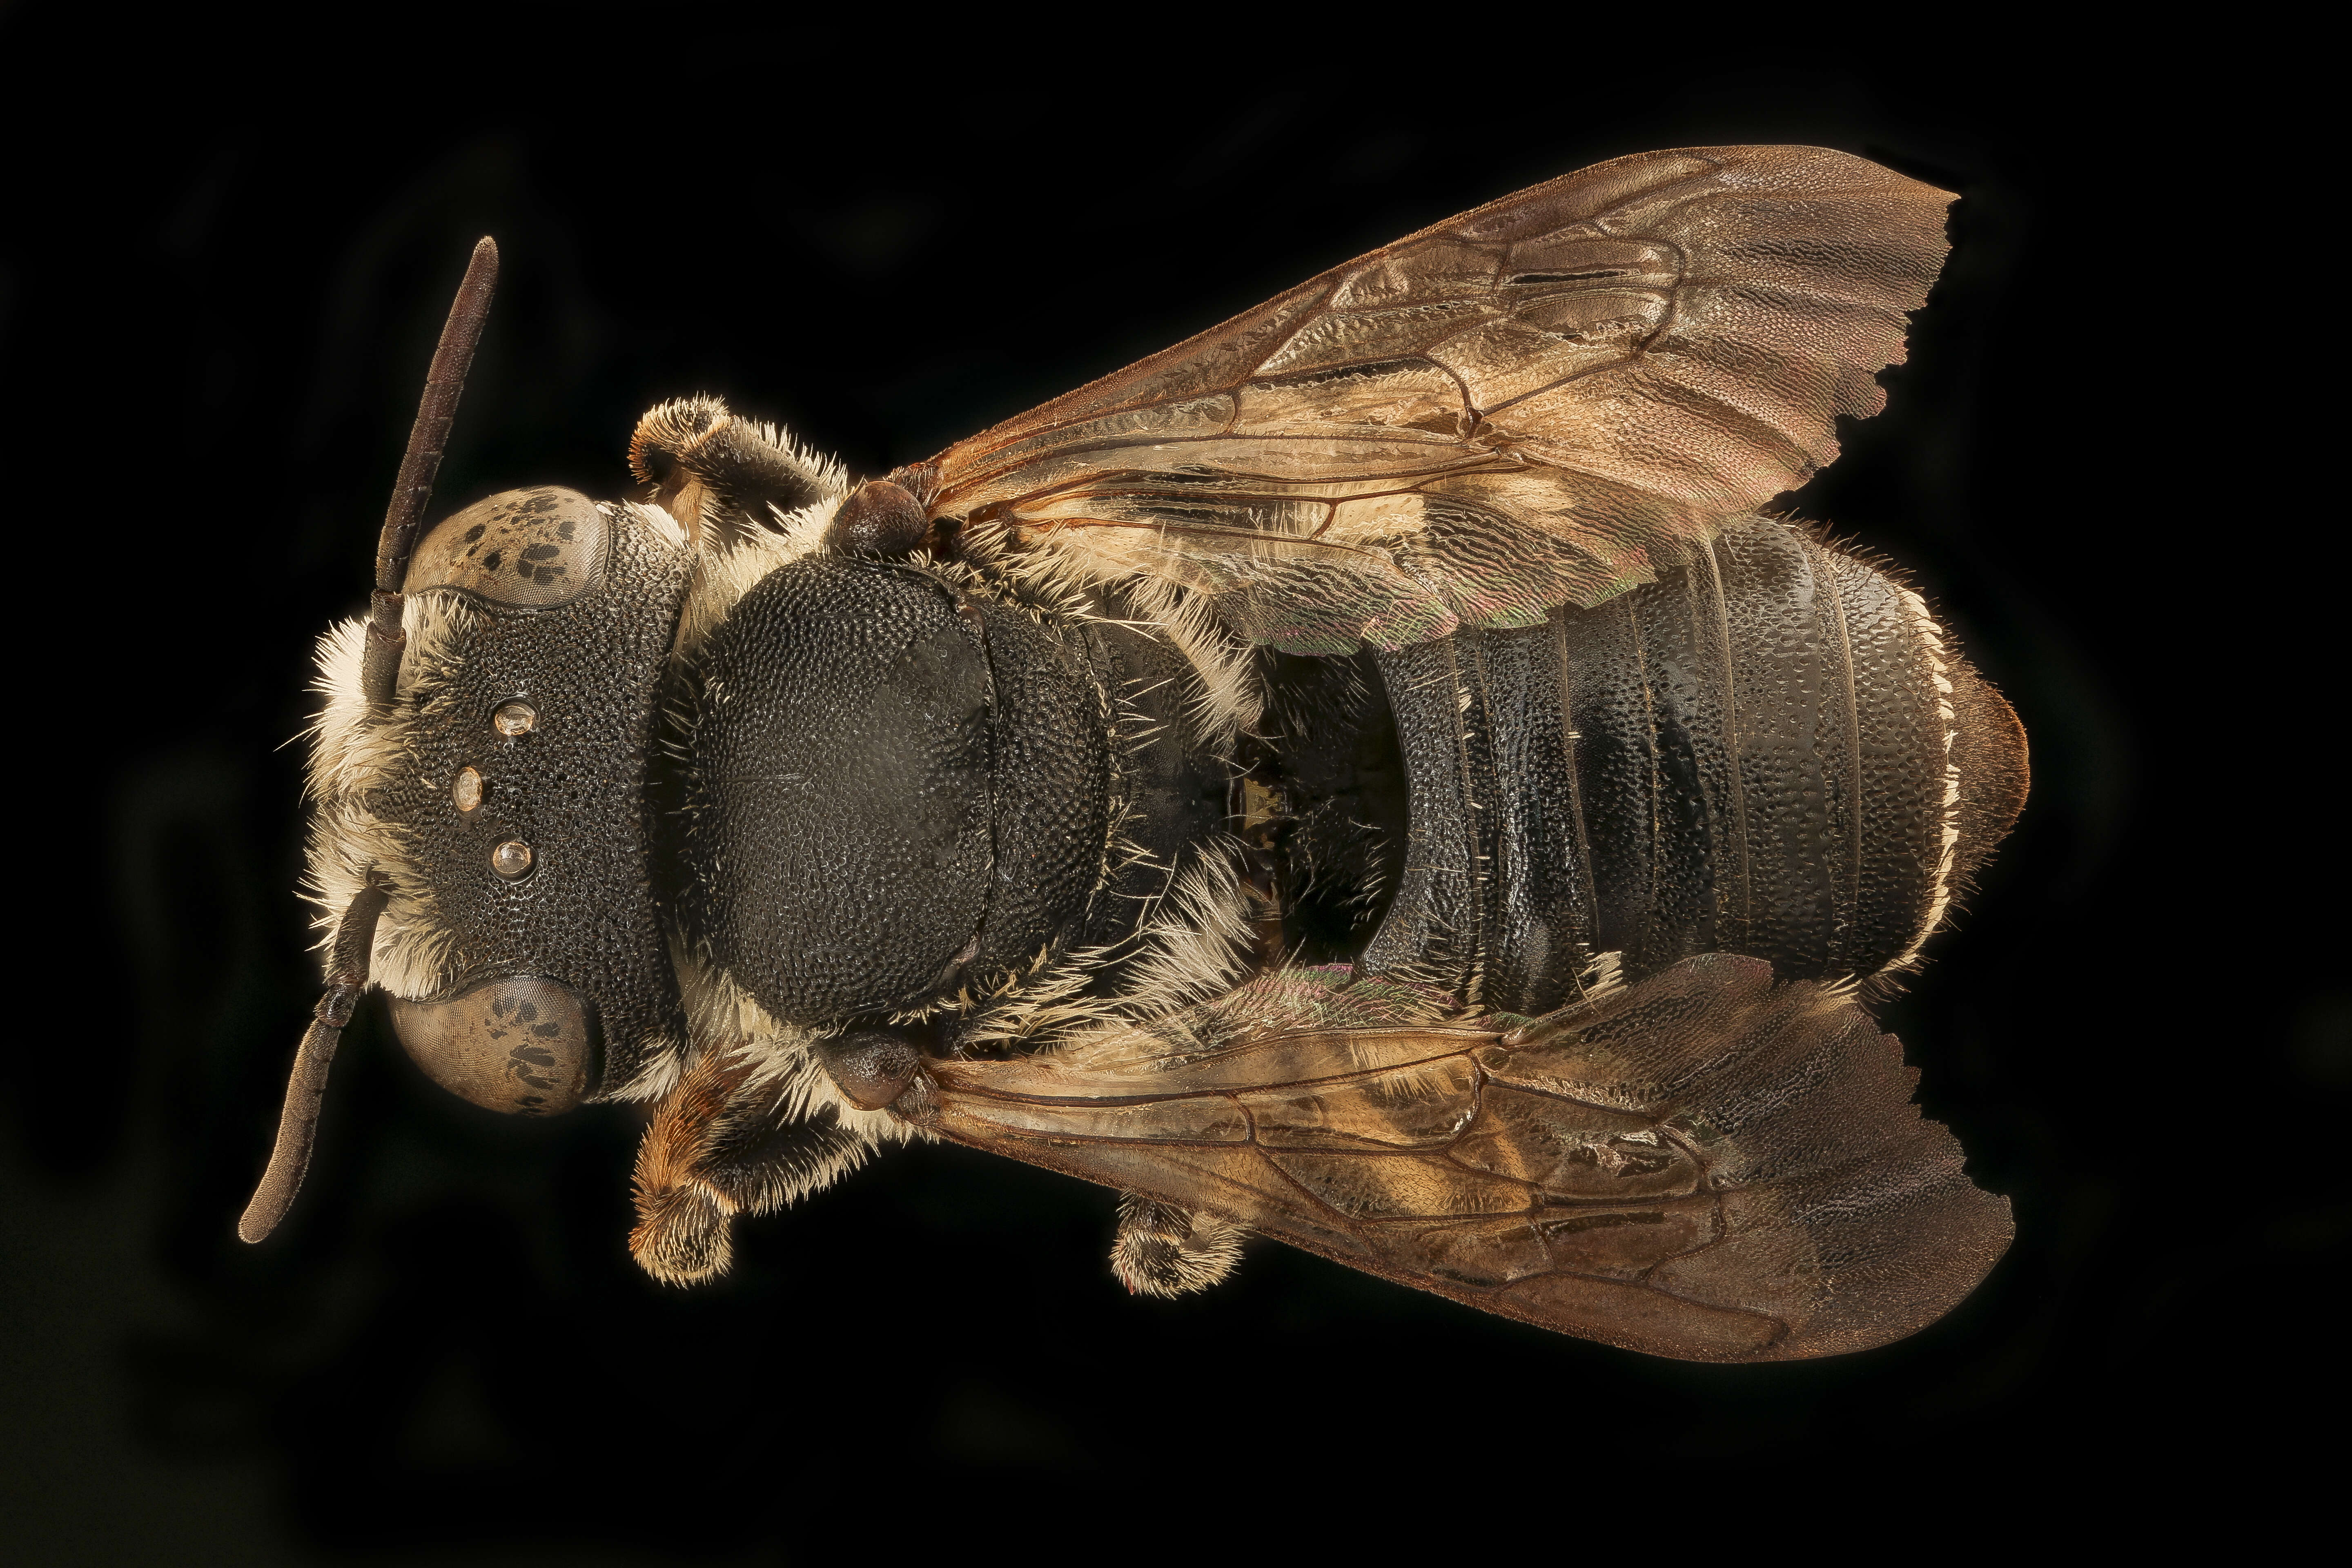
1110;1192;1246;1297
629;1046;875;1285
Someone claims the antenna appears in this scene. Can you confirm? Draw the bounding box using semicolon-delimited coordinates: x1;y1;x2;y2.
358;236;500;709
238;878;391;1243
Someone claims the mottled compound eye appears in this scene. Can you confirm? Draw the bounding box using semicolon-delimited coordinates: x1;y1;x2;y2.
491;839;534;879
387;976;599;1114
404;486;608;606
493;701;537;736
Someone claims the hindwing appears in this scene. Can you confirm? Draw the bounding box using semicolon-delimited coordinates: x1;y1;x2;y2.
917;953;2009;1361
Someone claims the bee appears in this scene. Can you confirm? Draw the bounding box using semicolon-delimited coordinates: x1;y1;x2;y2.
245;145;2026;1363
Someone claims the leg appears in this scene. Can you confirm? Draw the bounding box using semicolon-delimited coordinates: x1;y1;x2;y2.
627;394;840;548
1110;1193;1246;1297
628;1045;875;1285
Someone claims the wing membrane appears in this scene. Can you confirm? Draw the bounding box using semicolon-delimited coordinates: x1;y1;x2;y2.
919;953;2009;1362
933;146;1950;653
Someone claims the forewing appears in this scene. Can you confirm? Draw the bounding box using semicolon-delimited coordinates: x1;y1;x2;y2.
918;953;2009;1361
933;146;1950;653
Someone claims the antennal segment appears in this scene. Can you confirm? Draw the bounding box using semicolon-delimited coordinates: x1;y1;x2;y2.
237;876;392;1243
359;237;501;709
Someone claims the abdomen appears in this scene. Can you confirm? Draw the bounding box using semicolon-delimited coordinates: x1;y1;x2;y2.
1361;517;2027;1015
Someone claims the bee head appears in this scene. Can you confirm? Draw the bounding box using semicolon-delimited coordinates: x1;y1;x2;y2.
243;241;692;1241
310;485;693;1110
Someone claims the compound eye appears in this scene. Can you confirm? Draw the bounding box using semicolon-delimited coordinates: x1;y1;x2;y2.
405;486;607;606
387;976;599;1114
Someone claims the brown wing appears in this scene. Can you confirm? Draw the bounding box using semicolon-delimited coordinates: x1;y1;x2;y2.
931;145;1950;653
915;953;2009;1362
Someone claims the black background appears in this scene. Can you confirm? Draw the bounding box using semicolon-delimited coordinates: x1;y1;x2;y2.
2;7;2332;1559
